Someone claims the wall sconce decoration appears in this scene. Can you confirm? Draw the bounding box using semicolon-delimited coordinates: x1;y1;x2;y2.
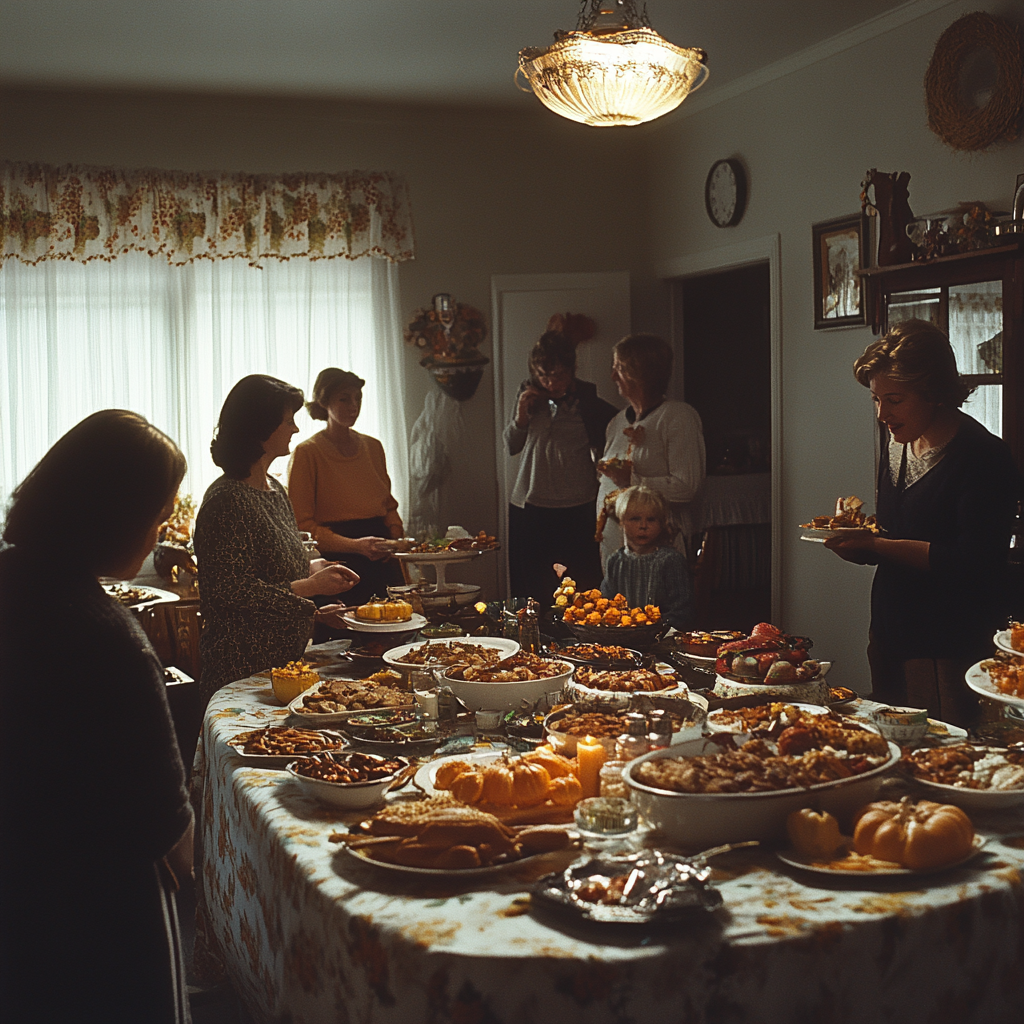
517;0;708;127
405;294;489;400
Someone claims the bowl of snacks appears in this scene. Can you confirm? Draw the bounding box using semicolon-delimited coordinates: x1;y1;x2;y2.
559;588;668;650
545;639;642;670
624;711;900;846
565;665;684;706
899;743;1024;810
287;751;410;810
442;653;573;711
270;660;320;705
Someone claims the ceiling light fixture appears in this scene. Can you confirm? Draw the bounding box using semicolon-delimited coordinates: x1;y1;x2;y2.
517;0;708;127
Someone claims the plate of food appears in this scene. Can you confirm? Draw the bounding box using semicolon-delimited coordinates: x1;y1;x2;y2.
545;640;642;670
799;495;881;542
900;743;1024;808
383;637;520;671
288;673;414;724
226;725;347;764
341;612;428;634
827;686;859;708
565;665;684;704
966;655;1024;706
776;836;986;877
102;583;180;609
994;627;1024;657
706;701;829;738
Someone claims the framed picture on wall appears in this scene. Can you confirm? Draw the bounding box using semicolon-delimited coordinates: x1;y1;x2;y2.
812;214;867;330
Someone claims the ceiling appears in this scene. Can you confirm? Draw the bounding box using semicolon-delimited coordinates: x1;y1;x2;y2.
1;0;913;107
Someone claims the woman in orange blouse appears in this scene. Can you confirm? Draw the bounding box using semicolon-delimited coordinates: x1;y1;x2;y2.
287;367;405;608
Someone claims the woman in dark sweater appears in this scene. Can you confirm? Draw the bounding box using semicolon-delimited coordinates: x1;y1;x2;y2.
826;320;1019;726
0;411;195;1023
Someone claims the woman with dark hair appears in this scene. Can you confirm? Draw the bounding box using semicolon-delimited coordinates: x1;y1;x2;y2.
287;367;405;608
0;410;194;1023
194;375;358;705
826;319;1019;726
597;334;705;570
504;331;616;597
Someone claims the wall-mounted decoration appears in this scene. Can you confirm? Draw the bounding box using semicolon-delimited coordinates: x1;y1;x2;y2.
705;159;747;227
861;169;915;267
546;311;597;345
925;11;1024;152
405;294;488;400
812;215;867;330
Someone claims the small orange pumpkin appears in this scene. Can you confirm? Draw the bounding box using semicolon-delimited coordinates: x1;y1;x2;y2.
449;770;486;805
523;748;574;779
434;759;474;790
480;763;515;805
547;774;583;807
511;760;551;806
853;797;974;871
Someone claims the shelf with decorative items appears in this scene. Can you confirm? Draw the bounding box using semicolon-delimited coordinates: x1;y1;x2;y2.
404;293;489;400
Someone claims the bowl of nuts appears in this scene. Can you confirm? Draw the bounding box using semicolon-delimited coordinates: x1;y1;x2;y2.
287;751;410;810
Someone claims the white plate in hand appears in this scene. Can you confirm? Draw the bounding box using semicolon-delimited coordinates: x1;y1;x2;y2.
965;659;1024;707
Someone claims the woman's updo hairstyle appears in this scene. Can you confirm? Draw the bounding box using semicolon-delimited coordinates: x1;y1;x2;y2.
613;334;674;397
4;410;186;572
306;368;366;422
528;332;577;377
853;318;973;407
211;374;304;478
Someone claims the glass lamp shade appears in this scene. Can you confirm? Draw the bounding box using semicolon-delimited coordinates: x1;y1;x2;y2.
518;27;708;127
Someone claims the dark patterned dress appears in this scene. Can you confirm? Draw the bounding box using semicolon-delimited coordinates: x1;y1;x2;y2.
194;476;315;705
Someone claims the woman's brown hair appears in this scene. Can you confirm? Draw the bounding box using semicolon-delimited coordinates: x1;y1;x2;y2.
853;318;973;407
306;368;366;422
613;334;674;397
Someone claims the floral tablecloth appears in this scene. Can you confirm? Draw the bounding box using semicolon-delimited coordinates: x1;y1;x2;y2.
193;674;1024;1024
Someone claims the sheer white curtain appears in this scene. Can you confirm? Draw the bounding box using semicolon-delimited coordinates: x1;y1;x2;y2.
1;252;408;514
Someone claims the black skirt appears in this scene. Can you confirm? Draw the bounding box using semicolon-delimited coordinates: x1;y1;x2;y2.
319;516;404;607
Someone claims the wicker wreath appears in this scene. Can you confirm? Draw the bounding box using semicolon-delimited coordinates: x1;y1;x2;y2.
925;12;1024;151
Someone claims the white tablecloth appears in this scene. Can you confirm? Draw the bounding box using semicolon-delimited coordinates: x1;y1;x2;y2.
193;674;1024;1024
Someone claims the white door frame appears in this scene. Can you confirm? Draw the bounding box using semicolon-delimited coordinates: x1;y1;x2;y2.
658;234;782;623
491;271;631;599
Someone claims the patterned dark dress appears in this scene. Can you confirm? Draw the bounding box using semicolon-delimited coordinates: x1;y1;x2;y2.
194;476;315;705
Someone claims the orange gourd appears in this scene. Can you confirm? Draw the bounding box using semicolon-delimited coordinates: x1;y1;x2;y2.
786;808;843;859
853;797;974;871
449;770;486;805
547;774;583;807
511;761;551;806
524;749;574;779
480;763;514;805
434;759;474;790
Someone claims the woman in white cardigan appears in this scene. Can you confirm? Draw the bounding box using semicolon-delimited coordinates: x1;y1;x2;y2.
597;334;706;567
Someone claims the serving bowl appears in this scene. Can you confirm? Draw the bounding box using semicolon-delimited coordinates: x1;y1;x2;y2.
286;752;410;810
867;706;930;746
903;774;1024;811
563;620;668;652
545;697;707;756
545;639;643;670
382;636;520;674
441;658;573;712
624;737;900;847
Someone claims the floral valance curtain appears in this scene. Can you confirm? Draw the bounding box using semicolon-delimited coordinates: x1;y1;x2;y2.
0;161;415;266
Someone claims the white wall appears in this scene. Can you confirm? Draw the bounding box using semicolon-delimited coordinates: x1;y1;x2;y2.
638;0;1024;690
0;87;644;594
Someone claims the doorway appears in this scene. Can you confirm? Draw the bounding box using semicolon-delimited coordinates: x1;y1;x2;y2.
679;262;772;631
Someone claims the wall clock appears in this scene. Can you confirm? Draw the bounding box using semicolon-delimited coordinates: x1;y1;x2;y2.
705;159;747;227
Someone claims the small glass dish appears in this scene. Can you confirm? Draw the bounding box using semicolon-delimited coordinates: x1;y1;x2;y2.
573;797;638;837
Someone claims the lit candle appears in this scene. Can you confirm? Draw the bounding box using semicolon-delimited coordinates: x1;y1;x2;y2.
576;734;606;799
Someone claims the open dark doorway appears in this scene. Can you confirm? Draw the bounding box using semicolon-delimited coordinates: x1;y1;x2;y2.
680;262;772;632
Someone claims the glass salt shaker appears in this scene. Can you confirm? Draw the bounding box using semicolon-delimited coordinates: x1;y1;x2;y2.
614;712;651;762
646;709;673;749
599;760;628;798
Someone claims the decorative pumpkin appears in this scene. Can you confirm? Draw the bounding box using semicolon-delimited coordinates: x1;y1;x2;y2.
523;748;574;779
853;797;974;871
449;770;486;805
480;763;515;805
434;759;474;790
786;808;844;859
511;761;551;806
547;774;583;807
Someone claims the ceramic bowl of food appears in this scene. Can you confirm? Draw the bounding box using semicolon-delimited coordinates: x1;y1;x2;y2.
564;621;668;652
867;706;930;746
441;657;573;712
624;736;900;848
900;744;1024;810
286;751;410;810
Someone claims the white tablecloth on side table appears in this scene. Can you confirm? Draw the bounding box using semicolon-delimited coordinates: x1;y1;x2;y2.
193;674;1024;1024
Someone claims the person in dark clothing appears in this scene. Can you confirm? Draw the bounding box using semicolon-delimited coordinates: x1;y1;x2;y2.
0;410;195;1023
504;330;617;598
826;319;1019;726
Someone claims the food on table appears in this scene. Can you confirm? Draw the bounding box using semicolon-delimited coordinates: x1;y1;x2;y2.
573;667;677;693
394;641;503;668
342;709;437;744
673;630;746;656
1010;622;1024;653
786;808;844;859
981;652;1024;697
901;743;1024;790
446;652;569;682
713;622;820;682
434;750;583;811
355;596;414;622
828;686;857;703
852;797;975;871
294;672;410;714
707;702;816;734
800;494;880;533
291;751;406;784
561;588;661;627
556;643;636;663
349;640;390;658
270;660;320;704
634;710;890;794
552;706;695;740
342;799;572;868
553;576;577;607
104;584;161;606
230;726;345;756
405;531;499;554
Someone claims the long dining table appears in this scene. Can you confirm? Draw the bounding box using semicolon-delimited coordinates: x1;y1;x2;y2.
192;669;1024;1024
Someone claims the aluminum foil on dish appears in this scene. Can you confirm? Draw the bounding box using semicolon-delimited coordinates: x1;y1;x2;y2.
532;842;756;924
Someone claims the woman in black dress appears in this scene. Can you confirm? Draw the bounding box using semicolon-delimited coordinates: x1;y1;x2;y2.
826;320;1019;726
0;410;195;1023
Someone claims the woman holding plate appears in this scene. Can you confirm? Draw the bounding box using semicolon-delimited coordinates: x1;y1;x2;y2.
825;319;1019;726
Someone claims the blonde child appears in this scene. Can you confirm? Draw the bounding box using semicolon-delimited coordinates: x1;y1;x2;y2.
600;486;693;629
